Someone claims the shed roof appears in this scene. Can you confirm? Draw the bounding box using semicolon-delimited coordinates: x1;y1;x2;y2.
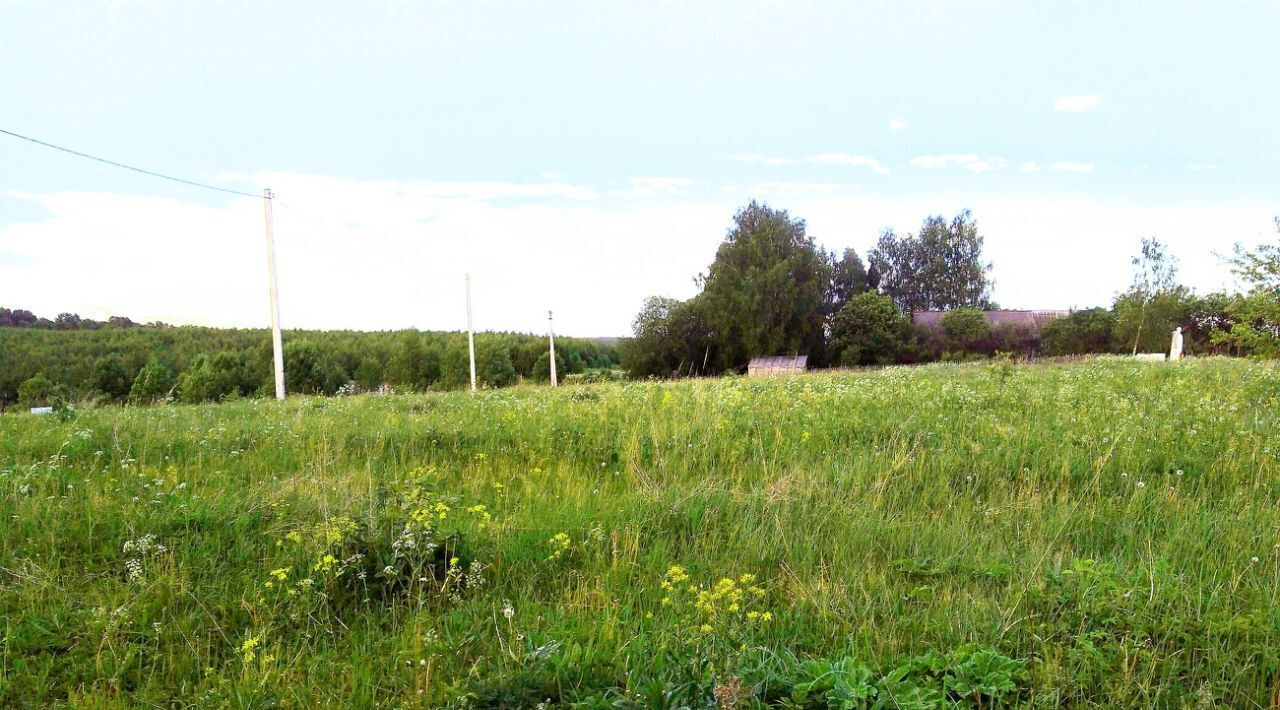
747;355;808;373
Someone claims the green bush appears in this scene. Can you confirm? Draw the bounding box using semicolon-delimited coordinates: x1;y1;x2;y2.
829;292;910;367
177;351;258;403
129;360;176;402
476;340;517;388
283;340;348;395
17;373;64;408
1041;308;1117;356
93;354;132;400
531;351;565;383
940;308;992;352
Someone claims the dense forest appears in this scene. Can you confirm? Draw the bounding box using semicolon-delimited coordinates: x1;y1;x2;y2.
619;204;1280;376
0;322;619;409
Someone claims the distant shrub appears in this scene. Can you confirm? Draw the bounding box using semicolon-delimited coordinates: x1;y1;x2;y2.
130;360;176;403
1041;308;1117;355
283;340;348;395
353;356;384;391
477;340;517;388
940;308;991;352
531;351;565;383
564;368;626;385
93;355;132;400
178;351;257;403
18;373;65;408
830;292;910;366
990;322;1040;357
387;332;441;390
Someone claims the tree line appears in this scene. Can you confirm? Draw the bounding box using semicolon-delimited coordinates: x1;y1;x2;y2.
5;205;1276;408
0;324;619;409
620;203;1280;376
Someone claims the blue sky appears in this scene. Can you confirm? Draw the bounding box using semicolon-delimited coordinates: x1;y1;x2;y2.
2;1;1277;335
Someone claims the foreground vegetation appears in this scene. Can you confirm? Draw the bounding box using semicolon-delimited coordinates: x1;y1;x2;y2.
2;357;1279;707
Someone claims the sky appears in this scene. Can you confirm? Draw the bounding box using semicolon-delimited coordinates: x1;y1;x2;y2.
1;1;1277;336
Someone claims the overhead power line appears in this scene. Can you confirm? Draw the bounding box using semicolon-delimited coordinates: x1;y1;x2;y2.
0;127;262;198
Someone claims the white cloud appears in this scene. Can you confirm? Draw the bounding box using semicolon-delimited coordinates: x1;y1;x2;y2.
1054;95;1102;112
965;157;1006;173
749;181;841;195
909;154;1003;172
806;153;890;173
1185;164;1219;171
1050;162;1095;173
405;179;600;201
729;154;795;165
889;119;907;131
910;153;980;168
1019;161;1042;172
611;177;699;198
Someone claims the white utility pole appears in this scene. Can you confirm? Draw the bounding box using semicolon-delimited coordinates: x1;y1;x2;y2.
466;274;477;392
263;188;286;400
548;310;558;387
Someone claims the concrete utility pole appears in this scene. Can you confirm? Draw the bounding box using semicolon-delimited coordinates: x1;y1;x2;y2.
466;274;477;392
548;310;558;387
262;188;286;400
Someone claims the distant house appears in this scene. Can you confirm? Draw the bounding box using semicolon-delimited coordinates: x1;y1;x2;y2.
747;355;808;377
912;310;1069;331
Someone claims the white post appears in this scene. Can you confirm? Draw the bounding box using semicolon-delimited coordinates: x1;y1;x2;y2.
263;188;286;400
466;273;477;392
548;310;558;387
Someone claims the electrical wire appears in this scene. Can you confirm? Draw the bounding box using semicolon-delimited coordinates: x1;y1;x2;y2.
0;127;263;198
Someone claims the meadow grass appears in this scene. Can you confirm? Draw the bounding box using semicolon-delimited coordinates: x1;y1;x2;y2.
1;357;1278;708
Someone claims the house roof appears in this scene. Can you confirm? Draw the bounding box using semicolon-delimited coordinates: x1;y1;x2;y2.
912;310;1069;329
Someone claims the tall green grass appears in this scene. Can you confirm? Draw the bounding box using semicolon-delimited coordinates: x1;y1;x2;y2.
1;357;1278;707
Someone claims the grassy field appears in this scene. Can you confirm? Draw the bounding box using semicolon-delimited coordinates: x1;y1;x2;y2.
2;357;1279;708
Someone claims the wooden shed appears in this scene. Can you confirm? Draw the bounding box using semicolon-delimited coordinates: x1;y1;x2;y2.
747;355;808;377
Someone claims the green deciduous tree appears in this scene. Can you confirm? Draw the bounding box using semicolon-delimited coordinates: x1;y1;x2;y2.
829;292;909;367
476;340;516;388
177;351;256;403
1041;309;1118;356
387;332;441;391
620;295;717;378
93;354;132;400
354;356;385;391
700;202;830;369
532;350;566;383
940;308;992;353
18;373;63;408
1217;218;1280;356
826;247;871;323
283;340;349;395
868;210;994;313
1117;237;1182;355
129;360;176;402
